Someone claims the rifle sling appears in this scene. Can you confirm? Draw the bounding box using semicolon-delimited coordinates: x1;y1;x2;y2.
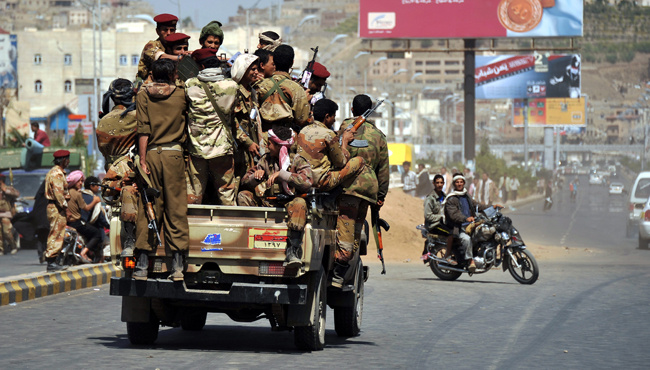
199;81;238;150
260;77;291;106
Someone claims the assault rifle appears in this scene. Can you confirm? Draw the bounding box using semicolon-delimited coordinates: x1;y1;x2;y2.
340;99;385;148
90;182;121;193
130;162;163;248
300;46;319;89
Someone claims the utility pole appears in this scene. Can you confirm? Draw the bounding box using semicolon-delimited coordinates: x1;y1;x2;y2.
463;39;476;164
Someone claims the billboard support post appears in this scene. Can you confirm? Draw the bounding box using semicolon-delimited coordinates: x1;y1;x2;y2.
556;126;560;171
464;39;476;163
523;98;529;170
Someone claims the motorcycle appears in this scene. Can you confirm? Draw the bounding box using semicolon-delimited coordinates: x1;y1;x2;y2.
57;226;108;267
417;206;539;285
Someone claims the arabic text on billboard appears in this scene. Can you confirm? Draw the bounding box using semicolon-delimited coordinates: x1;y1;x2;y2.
0;34;17;89
512;98;586;127
476;54;581;100
360;0;583;39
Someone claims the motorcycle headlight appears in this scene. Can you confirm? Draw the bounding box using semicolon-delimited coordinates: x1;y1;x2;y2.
500;231;510;242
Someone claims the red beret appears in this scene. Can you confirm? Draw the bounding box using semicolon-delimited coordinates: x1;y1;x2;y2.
192;48;218;62
154;13;178;24
165;32;190;44
53;150;70;158
311;62;330;79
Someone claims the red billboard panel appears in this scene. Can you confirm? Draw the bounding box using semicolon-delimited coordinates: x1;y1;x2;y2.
359;0;583;39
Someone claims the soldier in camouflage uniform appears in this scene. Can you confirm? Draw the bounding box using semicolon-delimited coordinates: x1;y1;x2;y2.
185;49;241;205
232;54;264;177
97;78;139;257
332;95;389;287
296;99;363;192
256;45;310;133
135;14;179;83
238;126;313;267
0;174;19;255
44;150;71;272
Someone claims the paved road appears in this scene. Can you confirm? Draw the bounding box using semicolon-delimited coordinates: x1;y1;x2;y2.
2;173;650;369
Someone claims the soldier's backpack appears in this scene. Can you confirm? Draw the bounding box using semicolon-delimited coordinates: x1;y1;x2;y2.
259;76;294;123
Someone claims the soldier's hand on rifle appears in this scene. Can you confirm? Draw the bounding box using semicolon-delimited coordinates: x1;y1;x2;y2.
254;169;265;181
248;143;260;157
267;171;281;188
140;158;150;175
376;199;384;209
341;130;355;145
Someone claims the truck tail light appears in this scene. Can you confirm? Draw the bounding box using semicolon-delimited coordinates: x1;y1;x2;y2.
259;262;285;276
630;203;635;212
645;210;650;221
123;257;136;270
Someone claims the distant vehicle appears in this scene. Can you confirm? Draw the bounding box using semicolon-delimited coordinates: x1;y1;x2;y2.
627;172;650;238
608;182;625;196
608;165;617;176
638;197;650;249
1;169;48;213
589;174;603;185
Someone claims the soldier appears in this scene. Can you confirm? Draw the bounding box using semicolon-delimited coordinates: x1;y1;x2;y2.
65;170;102;263
0;174;19;255
164;32;192;58
257;31;282;51
135;58;189;281
135;13;180;83
257;44;310;133
231;53;263;175
297;98;364;191
330;95;387;287
198;21;223;51
97;78;139;257
305;62;330;106
44;150;71;272
238;126;313;267
254;49;275;78
185;48;240;205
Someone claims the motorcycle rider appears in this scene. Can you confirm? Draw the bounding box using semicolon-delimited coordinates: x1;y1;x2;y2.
444;173;489;273
422;174;454;265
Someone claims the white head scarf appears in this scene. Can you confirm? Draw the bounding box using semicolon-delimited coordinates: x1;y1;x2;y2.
231;54;259;84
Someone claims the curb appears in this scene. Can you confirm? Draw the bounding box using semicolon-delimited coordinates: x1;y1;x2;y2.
0;263;123;307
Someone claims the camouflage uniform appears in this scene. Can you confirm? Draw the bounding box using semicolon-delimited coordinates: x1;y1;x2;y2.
185;70;240;205
233;84;262;176
0;185;19;254
256;71;310;132
238;153;313;232
97;106;139;223
296;120;365;191
136;39;165;82
334;118;389;263
44;165;69;259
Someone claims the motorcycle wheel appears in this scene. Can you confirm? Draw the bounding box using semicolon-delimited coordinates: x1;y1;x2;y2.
507;249;539;285
428;244;462;281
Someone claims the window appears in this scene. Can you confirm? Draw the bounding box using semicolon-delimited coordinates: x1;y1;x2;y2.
131;55;139;66
445;60;460;65
415;61;423;66
425;70;440;74
35;80;42;93
445;80;454;84
415;70;423;74
34;54;42;65
64;80;72;93
445;70;460;74
426;79;441;84
119;55;127;66
64;54;72;65
425;61;440;66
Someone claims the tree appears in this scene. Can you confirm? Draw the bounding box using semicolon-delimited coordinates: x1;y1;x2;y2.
69;125;86;147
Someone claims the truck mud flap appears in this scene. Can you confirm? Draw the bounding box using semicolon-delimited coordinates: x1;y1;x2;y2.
110;277;307;305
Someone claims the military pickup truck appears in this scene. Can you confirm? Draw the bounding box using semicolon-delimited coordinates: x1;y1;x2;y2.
109;193;369;351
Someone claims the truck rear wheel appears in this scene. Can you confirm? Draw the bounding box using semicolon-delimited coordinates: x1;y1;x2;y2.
294;270;327;351
334;260;364;337
181;310;207;331
126;315;159;345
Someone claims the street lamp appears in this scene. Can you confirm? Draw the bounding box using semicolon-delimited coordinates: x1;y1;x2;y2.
298;14;317;28
411;72;422;81
373;56;387;66
354;51;370;59
393;68;408;76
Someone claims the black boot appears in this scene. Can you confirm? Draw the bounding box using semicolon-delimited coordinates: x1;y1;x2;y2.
168;252;185;281
284;231;303;268
46;257;68;273
331;261;349;289
133;251;149;280
120;222;136;257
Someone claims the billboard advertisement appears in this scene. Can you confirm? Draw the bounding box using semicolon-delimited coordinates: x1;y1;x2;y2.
0;34;17;89
513;97;586;127
359;0;583;39
475;54;580;100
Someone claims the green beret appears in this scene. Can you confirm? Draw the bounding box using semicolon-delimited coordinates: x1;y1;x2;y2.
200;21;224;42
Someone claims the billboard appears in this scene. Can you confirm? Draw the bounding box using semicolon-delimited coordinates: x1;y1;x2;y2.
475;54;581;100
513;97;586;127
0;34;17;89
359;0;583;39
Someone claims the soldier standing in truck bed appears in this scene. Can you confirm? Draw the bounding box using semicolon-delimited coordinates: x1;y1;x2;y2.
135;59;189;281
135;13;179;84
97;78;139;258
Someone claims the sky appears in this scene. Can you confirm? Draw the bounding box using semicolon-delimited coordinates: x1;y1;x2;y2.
148;0;278;30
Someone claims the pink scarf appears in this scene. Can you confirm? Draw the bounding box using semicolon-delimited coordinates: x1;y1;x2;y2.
268;129;295;195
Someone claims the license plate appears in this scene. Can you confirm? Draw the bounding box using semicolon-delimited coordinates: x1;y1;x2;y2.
248;228;288;249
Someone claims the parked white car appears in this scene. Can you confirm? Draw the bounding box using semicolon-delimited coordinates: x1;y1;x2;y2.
628;172;650;238
638;197;650;249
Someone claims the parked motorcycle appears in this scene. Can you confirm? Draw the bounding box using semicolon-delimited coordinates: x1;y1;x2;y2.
417;206;539;285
